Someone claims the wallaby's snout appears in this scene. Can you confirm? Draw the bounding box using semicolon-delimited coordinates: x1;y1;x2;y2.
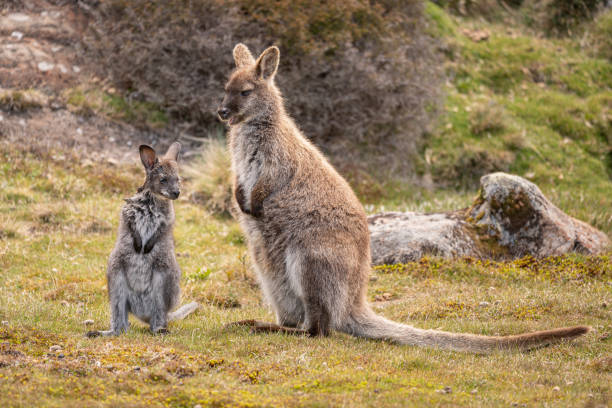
168;188;180;200
217;106;230;121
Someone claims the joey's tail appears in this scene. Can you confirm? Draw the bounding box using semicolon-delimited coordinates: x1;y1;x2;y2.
168;302;199;321
341;307;589;353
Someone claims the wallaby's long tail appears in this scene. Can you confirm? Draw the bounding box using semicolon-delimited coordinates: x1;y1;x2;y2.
168;302;199;321
341;307;589;353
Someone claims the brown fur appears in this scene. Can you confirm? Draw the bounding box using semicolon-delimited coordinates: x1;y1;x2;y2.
218;43;590;353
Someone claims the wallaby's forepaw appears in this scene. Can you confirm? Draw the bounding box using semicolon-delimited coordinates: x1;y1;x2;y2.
143;240;155;254
250;202;263;218
133;236;142;253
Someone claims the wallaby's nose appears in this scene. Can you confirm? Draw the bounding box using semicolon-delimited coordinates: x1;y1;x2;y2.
218;108;230;120
170;190;180;199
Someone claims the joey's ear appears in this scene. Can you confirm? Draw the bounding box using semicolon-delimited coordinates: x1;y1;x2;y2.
139;145;157;171
164;141;181;162
233;43;255;68
254;46;279;80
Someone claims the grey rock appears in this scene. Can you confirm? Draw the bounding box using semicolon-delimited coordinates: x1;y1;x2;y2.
369;211;482;265
470;173;610;258
368;172;610;265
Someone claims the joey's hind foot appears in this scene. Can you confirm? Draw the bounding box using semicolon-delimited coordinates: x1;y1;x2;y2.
152;327;169;335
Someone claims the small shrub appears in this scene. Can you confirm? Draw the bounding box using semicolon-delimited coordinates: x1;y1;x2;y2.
544;0;605;35
0;89;47;112
469;101;507;136
432;146;515;188
589;10;612;61
184;138;233;217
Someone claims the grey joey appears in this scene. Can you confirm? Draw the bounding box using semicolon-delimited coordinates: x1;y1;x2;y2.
87;142;198;337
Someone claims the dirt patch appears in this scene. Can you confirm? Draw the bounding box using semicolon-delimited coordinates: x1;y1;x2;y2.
0;1;199;164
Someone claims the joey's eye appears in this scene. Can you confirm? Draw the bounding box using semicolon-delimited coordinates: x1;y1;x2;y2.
241;90;252;97
160;177;167;184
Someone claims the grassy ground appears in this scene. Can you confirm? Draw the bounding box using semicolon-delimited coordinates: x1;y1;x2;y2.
1;4;611;408
0;143;610;407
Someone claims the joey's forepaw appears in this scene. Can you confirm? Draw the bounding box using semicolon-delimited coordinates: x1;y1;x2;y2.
143;241;155;254
133;237;142;253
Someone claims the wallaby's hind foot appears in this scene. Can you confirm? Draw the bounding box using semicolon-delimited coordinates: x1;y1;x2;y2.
225;319;309;336
152;327;170;335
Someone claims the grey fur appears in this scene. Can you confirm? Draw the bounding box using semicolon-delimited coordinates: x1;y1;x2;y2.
87;142;198;337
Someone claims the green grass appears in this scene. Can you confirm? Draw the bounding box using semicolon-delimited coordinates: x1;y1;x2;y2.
64;87;168;129
0;140;610;407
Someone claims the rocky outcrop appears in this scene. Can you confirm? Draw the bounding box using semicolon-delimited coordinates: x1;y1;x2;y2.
369;172;610;265
368;211;482;265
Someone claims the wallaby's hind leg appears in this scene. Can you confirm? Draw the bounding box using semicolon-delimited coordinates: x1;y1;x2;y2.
303;293;331;337
87;274;129;337
149;273;170;334
260;274;305;328
226;259;306;333
299;251;350;337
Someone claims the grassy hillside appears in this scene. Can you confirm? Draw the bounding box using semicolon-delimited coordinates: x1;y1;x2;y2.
0;3;611;407
409;4;612;235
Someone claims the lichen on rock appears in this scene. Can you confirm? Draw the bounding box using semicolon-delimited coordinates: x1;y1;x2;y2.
369;172;610;265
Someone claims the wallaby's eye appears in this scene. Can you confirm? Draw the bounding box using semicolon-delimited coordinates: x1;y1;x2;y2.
160;177;167;184
241;90;252;97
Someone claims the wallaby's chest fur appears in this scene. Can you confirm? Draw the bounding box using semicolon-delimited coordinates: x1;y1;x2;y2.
123;191;172;254
230;122;265;211
116;191;175;293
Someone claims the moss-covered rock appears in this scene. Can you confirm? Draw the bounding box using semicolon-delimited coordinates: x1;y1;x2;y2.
369;172;610;264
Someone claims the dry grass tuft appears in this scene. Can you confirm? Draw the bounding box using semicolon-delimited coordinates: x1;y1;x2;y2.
184;138;234;217
469;101;508;136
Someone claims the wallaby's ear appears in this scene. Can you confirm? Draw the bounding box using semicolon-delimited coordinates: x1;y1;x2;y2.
164;141;181;162
139;145;157;171
233;43;255;68
254;46;279;80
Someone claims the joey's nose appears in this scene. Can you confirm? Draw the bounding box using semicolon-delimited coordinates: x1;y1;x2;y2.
218;108;230;120
170;190;180;199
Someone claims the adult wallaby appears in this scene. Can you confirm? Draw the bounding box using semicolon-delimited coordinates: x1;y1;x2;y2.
217;43;589;353
87;143;198;337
